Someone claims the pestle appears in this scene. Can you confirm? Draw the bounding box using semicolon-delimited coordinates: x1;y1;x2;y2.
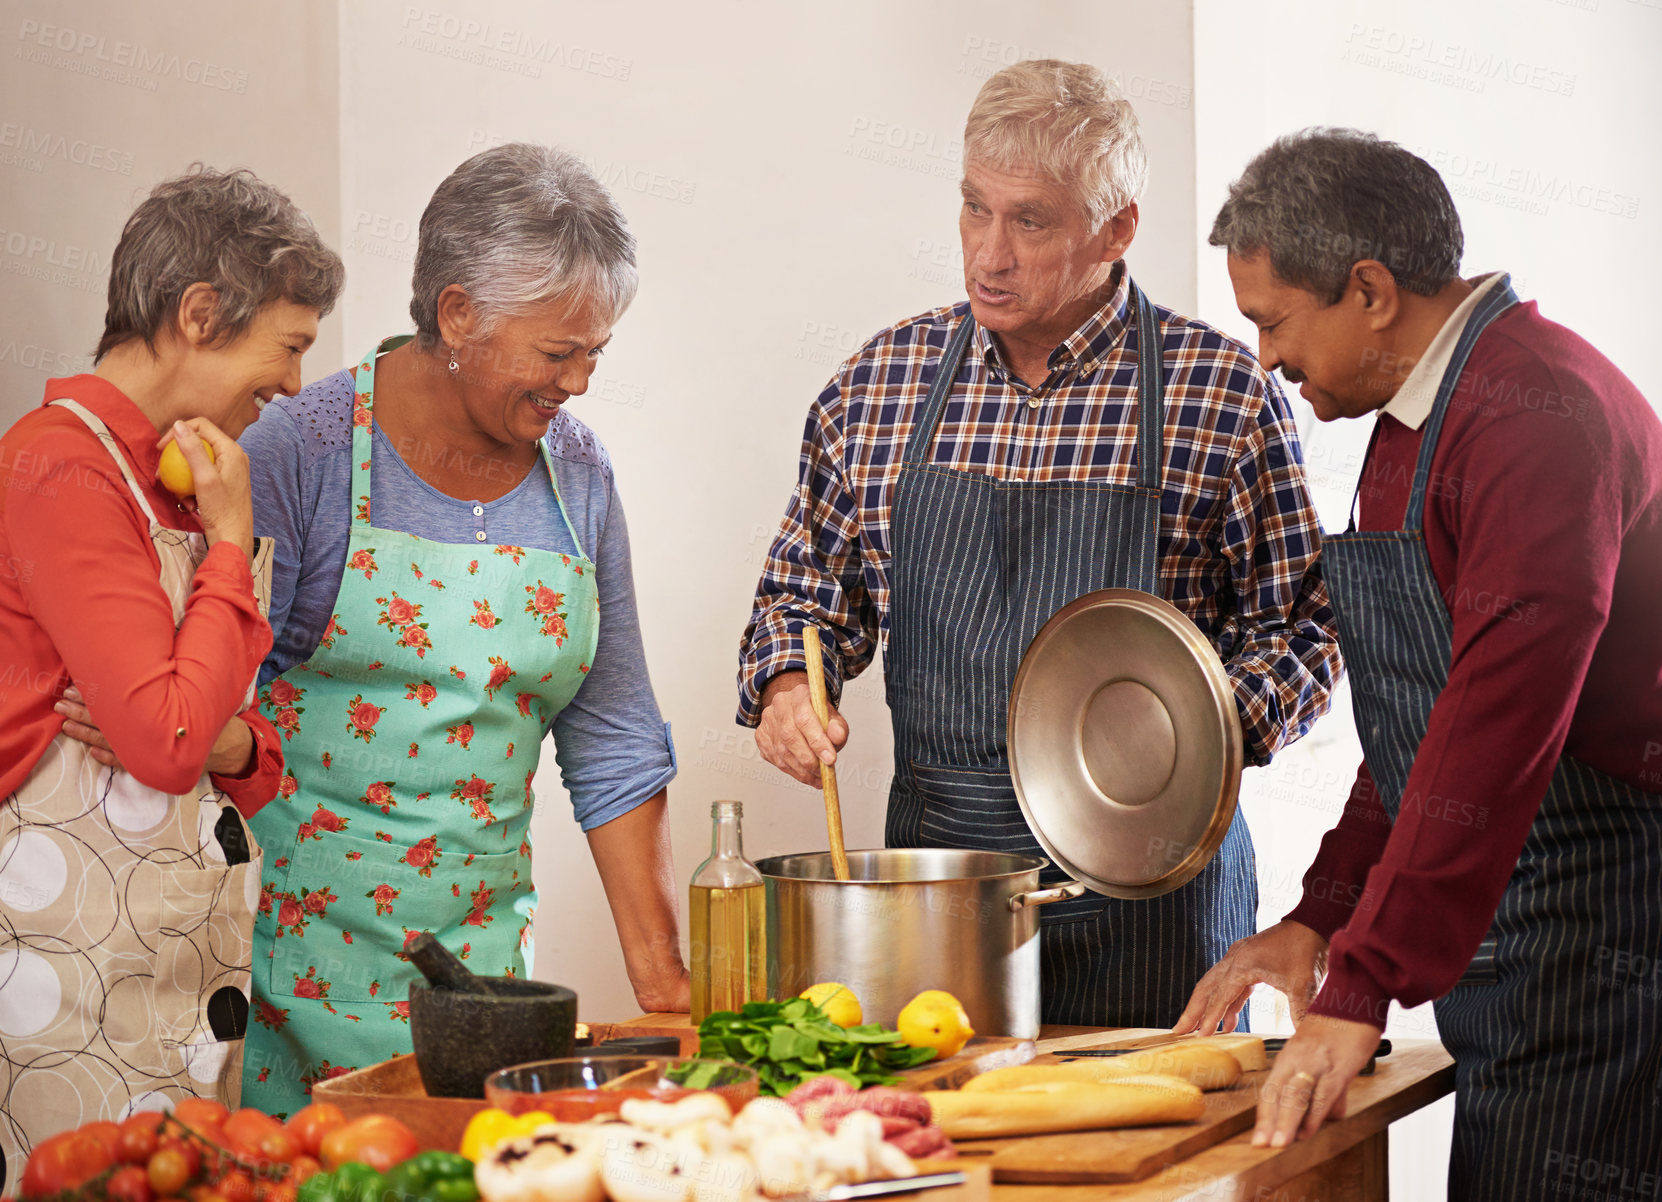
407;931;504;995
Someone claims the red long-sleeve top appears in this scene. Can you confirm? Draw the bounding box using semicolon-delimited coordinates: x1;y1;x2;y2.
1287;300;1662;1028
0;374;282;814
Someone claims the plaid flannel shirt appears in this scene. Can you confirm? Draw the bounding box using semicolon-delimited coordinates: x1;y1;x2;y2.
737;270;1341;765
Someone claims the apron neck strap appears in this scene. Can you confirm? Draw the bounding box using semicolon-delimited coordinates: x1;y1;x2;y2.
1403;275;1520;530
901;281;1167;486
1130;281;1165;492
49;397;163;526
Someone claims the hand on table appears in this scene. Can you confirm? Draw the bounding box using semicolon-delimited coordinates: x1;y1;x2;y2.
1251;1014;1381;1147
633;965;692;1015
56;685;255;777
1172;919;1329;1035
756;670;849;786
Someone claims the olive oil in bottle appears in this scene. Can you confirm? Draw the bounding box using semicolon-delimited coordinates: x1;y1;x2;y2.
689;801;768;1023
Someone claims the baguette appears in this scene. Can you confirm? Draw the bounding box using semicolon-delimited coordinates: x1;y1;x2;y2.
963;1041;1242;1093
922;1075;1205;1138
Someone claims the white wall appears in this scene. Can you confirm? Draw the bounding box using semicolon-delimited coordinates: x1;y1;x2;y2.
0;0;343;426
331;0;1201;1021
1194;2;1662;1196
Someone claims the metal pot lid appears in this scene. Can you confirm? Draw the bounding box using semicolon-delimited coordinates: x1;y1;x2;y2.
1007;588;1243;900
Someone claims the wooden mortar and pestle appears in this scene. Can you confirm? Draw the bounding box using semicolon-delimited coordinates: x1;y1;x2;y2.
406;933;577;1099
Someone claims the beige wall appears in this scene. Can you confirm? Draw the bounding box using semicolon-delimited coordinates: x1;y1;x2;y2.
0;0;343;426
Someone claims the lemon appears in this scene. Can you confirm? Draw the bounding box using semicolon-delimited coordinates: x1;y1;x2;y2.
158;437;214;498
800;982;863;1028
897;989;975;1058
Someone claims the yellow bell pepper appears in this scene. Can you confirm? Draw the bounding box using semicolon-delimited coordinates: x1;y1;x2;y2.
459;1108;556;1161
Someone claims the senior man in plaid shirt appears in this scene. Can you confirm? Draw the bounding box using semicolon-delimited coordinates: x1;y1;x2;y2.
737;60;1342;1026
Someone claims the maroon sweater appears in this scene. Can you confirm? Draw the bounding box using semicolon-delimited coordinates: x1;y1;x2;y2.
1287;300;1662;1028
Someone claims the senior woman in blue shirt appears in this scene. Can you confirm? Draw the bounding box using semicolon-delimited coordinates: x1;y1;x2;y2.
239;143;685;1112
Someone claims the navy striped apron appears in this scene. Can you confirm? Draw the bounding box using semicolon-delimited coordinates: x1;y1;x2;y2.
1322;277;1662;1202
884;283;1257;1028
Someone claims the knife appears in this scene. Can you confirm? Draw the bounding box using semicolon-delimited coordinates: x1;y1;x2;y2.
784;1171;968;1200
1060;1037;1393;1073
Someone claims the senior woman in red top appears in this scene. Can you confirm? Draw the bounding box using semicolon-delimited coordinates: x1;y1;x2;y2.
0;167;342;1175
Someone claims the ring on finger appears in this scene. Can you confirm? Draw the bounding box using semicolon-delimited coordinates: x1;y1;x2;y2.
1289;1071;1317;1088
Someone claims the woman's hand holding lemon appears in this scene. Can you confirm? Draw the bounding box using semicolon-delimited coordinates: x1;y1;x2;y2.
159;419;253;561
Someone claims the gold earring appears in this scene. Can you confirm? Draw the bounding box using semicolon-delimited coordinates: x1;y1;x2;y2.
447;346;459;373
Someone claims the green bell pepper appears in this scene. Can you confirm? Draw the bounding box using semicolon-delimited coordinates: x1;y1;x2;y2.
379;1151;478;1202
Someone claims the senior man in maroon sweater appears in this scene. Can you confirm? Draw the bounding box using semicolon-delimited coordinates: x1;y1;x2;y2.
1176;129;1662;1202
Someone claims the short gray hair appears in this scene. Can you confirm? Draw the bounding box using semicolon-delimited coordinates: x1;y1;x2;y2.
964;59;1148;231
1210;128;1463;304
409;143;637;347
97;166;343;361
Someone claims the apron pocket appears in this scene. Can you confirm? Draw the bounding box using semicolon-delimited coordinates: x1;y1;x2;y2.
908;760;1104;924
267;827;527;1003
151;856;262;1100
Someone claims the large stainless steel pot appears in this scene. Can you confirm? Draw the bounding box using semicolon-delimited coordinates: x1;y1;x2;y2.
756;848;1084;1040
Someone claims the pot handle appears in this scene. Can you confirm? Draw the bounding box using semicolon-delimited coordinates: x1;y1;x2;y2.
1008;881;1088;911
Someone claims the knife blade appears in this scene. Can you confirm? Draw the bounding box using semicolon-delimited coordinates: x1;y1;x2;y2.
788;1171;967;1200
1060;1036;1393;1071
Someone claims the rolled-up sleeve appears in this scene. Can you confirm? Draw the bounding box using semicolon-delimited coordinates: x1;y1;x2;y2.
1214;374;1343;764
549;478;676;830
736;375;879;725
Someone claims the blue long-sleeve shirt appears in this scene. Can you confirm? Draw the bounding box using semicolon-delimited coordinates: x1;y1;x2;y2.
241;367;675;830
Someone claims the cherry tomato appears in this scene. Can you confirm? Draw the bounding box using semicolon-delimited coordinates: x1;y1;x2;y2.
82;1121;123;1155
174;1099;231;1134
20;1128;117;1196
287;1155;322;1187
158;1135;204;1179
263;1186;297;1202
118;1113;167;1164
216;1170;256;1202
222;1110;293;1166
318;1115;419;1174
284;1104;346;1159
109;1164;155;1202
148;1147;194;1197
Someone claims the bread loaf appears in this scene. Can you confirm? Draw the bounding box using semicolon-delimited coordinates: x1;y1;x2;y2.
963;1041;1242;1093
922;1075;1205;1138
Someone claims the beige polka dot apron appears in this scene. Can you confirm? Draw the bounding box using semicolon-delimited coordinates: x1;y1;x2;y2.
0;399;273;1190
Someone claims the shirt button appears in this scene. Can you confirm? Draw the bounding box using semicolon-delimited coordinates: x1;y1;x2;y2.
1027;397;1040;410
472;505;484;516
475;530;487;542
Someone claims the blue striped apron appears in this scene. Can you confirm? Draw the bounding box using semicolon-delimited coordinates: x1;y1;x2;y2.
883;283;1257;1028
1322;276;1662;1201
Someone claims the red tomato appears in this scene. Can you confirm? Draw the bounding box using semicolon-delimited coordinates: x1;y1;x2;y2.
317;1115;419;1173
286;1155;322;1186
173;1099;231;1133
256;1128;300;1166
283;1104;346;1159
21;1128;117;1196
82;1122;123;1154
263;1186;297;1202
109;1164;155;1202
221;1110;290;1165
147;1147;194;1197
118;1113;167;1164
216;1170;255;1202
155;1137;203;1180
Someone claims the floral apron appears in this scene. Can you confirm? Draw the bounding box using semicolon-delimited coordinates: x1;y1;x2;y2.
1;399;272;1188
241;338;599;1116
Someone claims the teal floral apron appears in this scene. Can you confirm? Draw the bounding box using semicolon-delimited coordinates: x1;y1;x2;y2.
242;338;599;1115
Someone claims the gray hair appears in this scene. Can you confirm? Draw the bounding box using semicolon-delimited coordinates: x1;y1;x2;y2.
409;143;638;348
97;166;344;361
1210;128;1463;303
963;59;1148;231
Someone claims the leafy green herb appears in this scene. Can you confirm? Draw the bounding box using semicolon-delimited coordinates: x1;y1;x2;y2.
669;999;937;1097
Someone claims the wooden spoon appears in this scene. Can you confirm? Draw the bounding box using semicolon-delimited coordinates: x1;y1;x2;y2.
801;626;850;881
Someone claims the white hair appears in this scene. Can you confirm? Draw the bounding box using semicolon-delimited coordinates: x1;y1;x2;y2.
409;142;637;347
963;59;1149;231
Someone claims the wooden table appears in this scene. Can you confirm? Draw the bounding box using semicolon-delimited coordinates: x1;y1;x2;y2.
603;1015;1453;1202
993;1028;1453;1202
